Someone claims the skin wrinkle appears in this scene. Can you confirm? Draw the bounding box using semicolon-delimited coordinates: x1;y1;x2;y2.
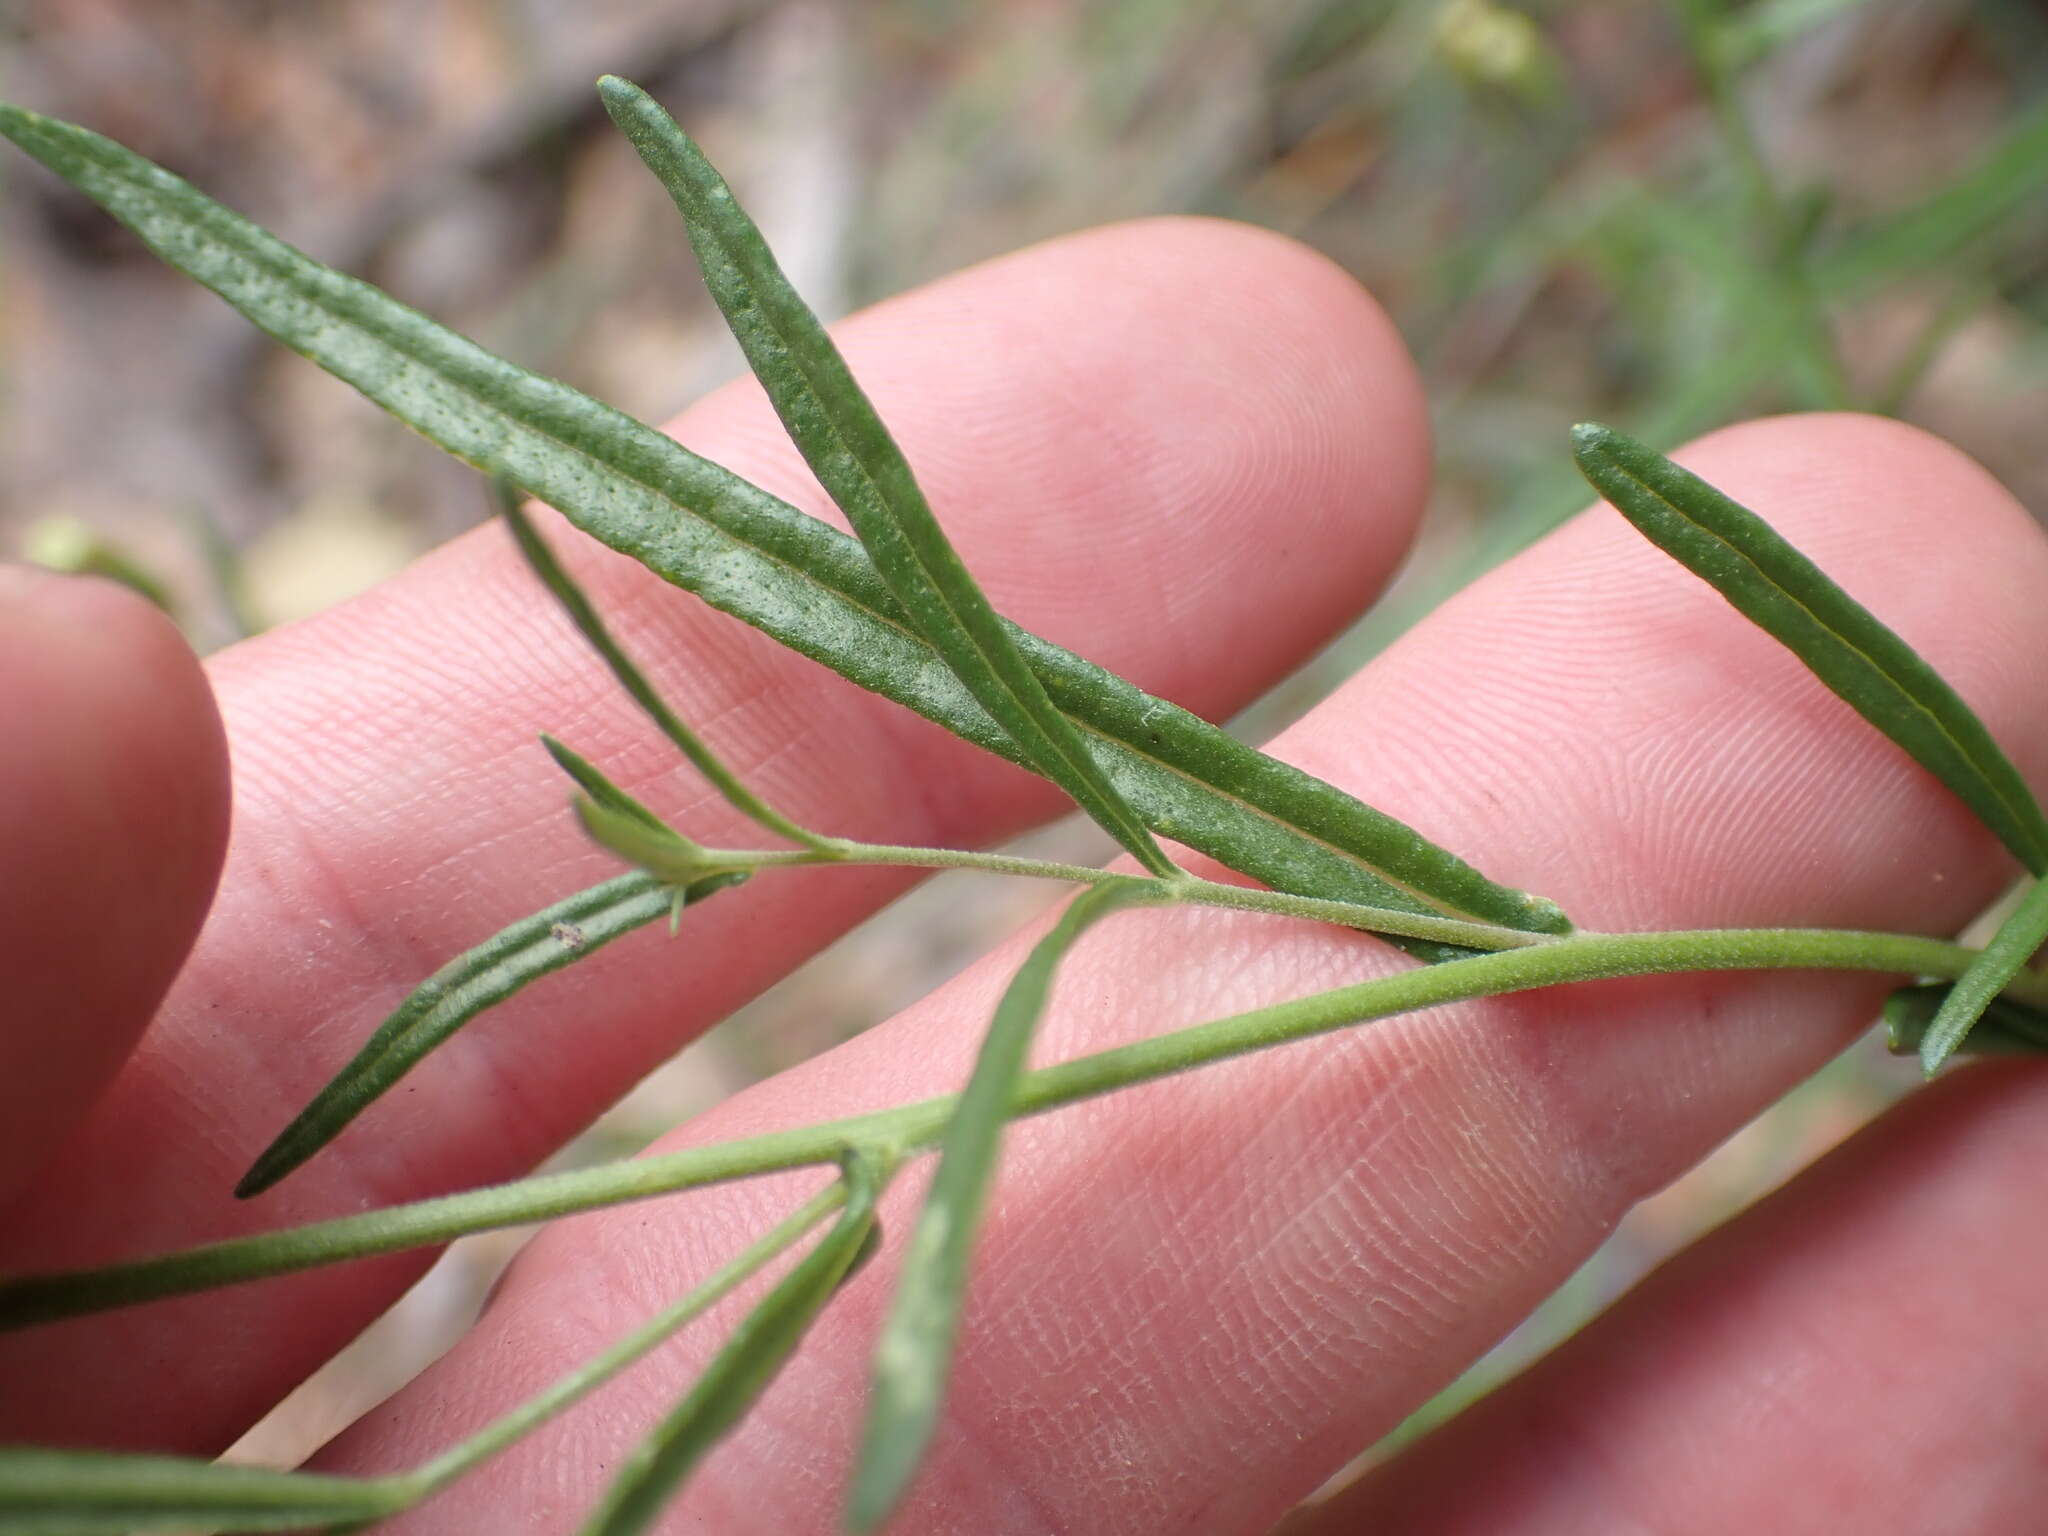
1324;1076;2048;1531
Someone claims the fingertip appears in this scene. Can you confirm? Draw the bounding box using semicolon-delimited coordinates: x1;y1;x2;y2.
1665;409;2048;781
0;568;229;1198
1669;410;2043;564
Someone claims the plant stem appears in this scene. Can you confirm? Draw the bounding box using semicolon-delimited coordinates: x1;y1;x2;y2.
8;922;2039;1328
399;1180;848;1498
682;840;1552;952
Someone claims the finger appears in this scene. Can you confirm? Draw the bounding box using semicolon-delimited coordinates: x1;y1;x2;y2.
329;415;2048;1533
0;217;1431;1450
1311;1062;2048;1534
0;569;227;1204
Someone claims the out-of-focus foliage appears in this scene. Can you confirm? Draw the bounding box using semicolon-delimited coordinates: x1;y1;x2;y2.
4;1;2044;646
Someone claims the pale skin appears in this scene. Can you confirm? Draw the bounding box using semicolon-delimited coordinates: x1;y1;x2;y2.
5;217;2048;1533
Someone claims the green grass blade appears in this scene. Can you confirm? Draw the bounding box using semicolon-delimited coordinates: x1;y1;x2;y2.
849;880;1154;1531
1915;876;2048;1074
1572;422;2048;875
235;871;740;1197
1885;980;2048;1058
578;1155;885;1536
0;1449;401;1534
0;99;1566;950
501;487;834;851
597;76;1176;880
1817;98;2048;298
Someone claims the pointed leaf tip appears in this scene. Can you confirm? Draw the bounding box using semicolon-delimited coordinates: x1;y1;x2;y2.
1918;876;2048;1075
234;874;679;1196
1569;421;1614;457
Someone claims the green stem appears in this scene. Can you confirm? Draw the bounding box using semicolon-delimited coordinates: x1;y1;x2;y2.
7;923;2039;1329
400;1180;848;1498
681;840;1553;953
1674;0;1851;408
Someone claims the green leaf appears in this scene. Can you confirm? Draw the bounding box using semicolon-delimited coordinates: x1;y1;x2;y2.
1572;422;2048;875
541;735;676;836
0;98;1567;952
1885;979;2048;1059
571;797;724;888
236;871;740;1197
579;1154;885;1536
536;736;745;894
1913;876;2048;1074
849;880;1155;1531
502;487;833;850
0;1448;401;1534
598;76;1177;881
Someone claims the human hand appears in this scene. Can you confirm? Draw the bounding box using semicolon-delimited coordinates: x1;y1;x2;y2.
4;218;2046;1533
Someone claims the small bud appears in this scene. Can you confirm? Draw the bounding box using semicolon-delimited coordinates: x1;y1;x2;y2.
1435;0;1559;106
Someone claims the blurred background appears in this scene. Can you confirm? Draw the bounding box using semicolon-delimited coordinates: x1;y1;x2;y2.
2;0;2045;1516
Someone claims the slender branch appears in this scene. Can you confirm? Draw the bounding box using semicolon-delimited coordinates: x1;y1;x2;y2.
401;1179;849;1497
661;839;1553;953
6;922;2040;1330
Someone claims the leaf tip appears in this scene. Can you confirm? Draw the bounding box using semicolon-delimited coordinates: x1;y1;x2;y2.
1569;420;1617;461
597;74;660;133
233;1146;289;1200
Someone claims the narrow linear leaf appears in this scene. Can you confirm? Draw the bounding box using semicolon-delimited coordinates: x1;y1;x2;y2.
1885;980;2048;1058
1916;875;2048;1074
598;76;1175;880
236;870;742;1198
1572;422;2048;874
0;1449;400;1534
539;737;738;896
503;488;830;850
541;735;675;835
849;880;1155;1531
580;1154;885;1536
0;100;1566;950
